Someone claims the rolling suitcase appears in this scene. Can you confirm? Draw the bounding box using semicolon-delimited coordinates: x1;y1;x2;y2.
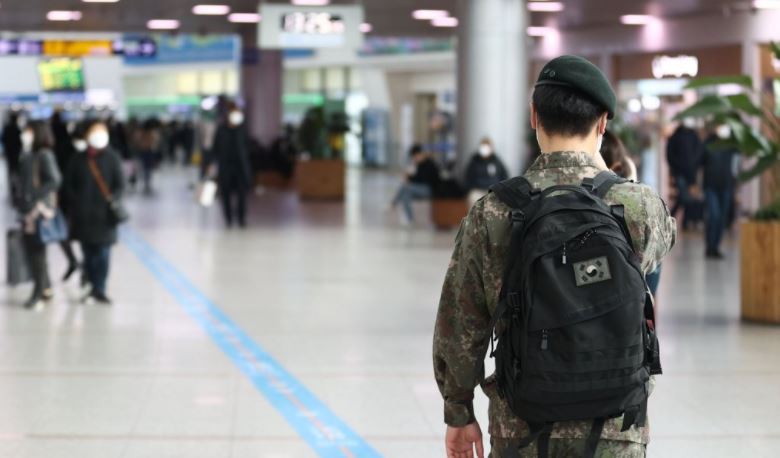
6;229;31;286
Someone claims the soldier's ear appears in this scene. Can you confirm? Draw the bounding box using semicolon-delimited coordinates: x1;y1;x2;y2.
530;103;539;130
597;113;608;135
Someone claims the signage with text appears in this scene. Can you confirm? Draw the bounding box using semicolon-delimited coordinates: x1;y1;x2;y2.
259;4;364;49
652;55;699;79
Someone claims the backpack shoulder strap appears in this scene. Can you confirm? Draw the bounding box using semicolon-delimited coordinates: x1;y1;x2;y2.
489;176;538;209
582;170;628;199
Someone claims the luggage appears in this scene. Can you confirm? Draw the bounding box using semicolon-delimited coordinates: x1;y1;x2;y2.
488;171;661;458
6;229;31;286
197;179;218;207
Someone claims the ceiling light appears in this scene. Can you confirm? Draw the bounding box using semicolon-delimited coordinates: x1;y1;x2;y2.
431;16;458;27
754;0;780;8
193;4;230;15
359;23;373;33
620;14;658;25
82;0;119;3
47;10;83;21
528;2;564;12
413;9;449;20
292;0;330;5
147;19;180;30
527;26;557;36
228;12;261;23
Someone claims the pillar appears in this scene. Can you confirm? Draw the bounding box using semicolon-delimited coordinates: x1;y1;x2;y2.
241;29;283;145
457;0;528;175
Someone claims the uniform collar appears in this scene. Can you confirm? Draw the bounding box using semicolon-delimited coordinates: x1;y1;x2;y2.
528;151;600;171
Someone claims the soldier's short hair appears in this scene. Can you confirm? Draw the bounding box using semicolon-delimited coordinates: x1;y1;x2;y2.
532;84;606;138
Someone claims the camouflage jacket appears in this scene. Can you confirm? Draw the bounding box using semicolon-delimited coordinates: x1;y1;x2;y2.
433;151;676;443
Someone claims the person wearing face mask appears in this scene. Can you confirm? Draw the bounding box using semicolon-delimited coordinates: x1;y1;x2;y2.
464;137;509;206
700;123;739;259
17;122;61;310
65;121;125;305
211;106;252;228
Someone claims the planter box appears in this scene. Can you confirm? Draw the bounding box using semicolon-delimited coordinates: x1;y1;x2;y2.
295;159;345;200
256;171;292;190
432;198;468;229
741;221;780;323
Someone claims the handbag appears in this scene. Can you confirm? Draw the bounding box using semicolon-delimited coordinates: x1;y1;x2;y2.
198;179;218;207
87;157;129;225
37;210;69;244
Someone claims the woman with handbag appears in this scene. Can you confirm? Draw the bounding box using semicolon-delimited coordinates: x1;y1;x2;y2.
65;121;126;305
17;122;62;310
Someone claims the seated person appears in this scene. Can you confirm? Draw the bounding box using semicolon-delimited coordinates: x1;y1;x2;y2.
464;137;508;205
392;144;440;225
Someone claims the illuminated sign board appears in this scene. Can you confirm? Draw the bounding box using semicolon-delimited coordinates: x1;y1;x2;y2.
652;55;699;79
43;40;114;57
38;58;85;93
259;4;364;49
0;37;156;58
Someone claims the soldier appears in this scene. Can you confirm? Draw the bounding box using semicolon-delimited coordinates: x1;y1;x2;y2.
433;55;676;458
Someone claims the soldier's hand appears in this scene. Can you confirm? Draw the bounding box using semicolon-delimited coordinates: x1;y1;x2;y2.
445;422;484;458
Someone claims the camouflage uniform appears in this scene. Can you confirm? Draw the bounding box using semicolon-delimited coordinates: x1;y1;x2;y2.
433;151;676;457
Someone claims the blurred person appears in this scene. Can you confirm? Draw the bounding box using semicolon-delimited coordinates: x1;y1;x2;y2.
198;113;218;179
391;144;441;226
702;124;739;260
212;107;252;228
667;120;704;230
180;120;196;166
2;111;23;200
269;123;298;179
65;121;124;305
108;116;135;189
135;119;161;195
50;109;81;280
433;56;676;458
464;137;509;206
17;122;61;309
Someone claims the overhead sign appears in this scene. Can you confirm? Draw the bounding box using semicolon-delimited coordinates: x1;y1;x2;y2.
259;4;364;49
652;55;699;79
43;40;113;57
123;34;238;65
38;58;85;93
0;37;156;58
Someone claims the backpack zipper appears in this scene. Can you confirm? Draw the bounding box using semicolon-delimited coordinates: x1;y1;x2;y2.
541;330;549;350
561;229;596;264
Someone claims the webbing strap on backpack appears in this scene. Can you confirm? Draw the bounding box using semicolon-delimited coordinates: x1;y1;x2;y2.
490;176;538;210
582;170;629;199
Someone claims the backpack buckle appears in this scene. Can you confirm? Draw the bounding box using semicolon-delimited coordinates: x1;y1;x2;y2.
511;211;525;224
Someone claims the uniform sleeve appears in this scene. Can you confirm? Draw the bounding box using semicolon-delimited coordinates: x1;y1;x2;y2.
631;186;677;273
432;202;492;427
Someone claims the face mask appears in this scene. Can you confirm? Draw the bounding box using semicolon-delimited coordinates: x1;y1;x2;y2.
88;130;110;150
21;131;33;151
73;139;87;152
716;125;731;140
229;111;244;126
479;144;492;157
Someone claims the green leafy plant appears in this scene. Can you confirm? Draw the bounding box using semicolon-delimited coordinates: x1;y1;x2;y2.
674;43;780;219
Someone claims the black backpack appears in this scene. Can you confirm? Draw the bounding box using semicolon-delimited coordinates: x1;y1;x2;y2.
488;171;662;458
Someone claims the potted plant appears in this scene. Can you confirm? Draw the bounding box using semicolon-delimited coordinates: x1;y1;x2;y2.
295;107;347;200
675;43;780;323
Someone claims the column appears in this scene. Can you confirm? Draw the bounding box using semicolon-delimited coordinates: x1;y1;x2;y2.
457;0;528;175
241;30;283;145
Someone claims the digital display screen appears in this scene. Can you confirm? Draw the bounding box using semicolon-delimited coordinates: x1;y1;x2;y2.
281;12;345;35
38;58;85;93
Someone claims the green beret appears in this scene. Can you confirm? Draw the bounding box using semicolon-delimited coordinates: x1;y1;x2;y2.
535;55;617;119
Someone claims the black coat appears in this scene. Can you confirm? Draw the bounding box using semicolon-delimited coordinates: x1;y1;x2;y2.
213;124;252;190
1;123;21;174
464;153;509;191
65;149;124;245
702;135;738;190
666;126;703;183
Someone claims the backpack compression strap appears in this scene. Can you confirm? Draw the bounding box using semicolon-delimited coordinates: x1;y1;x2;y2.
582;170;629;199
489;176;539;209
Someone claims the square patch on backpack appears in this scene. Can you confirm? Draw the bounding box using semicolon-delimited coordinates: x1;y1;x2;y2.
573;256;612;287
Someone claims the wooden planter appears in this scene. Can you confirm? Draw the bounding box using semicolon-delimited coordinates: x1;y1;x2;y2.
432;198;468;229
256;171;292;190
295;159;345;200
741;221;780;323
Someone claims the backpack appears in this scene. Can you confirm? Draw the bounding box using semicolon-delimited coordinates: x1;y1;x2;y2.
488;171;662;458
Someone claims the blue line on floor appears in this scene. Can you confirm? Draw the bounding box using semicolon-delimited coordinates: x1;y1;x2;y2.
121;227;382;458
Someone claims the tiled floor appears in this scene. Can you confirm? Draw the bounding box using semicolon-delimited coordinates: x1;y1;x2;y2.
0;166;777;457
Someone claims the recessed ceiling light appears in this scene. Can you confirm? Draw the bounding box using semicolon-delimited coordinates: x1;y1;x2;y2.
47;10;83;21
413;9;449;20
82;0;119;3
620;14;658;25
228;12;261;23
292;0;330;5
147;19;180;30
359;22;372;33
193;4;230;15
528;2;564;12
527;26;557;37
754;0;780;8
431;16;458;27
